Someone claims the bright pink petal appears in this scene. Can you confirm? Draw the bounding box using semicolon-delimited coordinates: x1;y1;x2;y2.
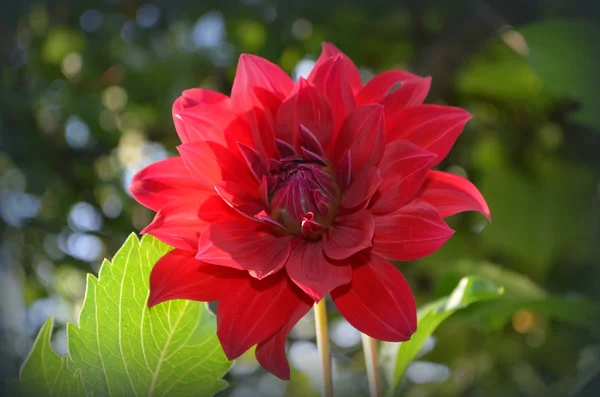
323;209;374;260
197;219;293;279
386;105;471;166
129;157;205;212
311;42;362;96
341;167;382;211
417;170;491;220
255;298;313;380
177;141;258;193
214;181;265;219
231;54;294;156
372;200;455;261
285;239;352;301
334;104;385;174
217;272;311;360
331;254;416;341
308;55;357;134
176;88;229;107
142;195;231;251
148;249;247;307
369;140;437;214
276;78;333;150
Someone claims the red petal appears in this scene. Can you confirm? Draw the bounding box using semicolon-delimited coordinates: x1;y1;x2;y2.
311;43;363;96
176;88;229;107
231;54;294;156
217;272;310;360
331;254;416;341
276;78;333;150
308;54;357;134
341;167;382;211
369;140;437;214
214;181;265;219
372;200;455;261
334;104;385;174
255;298;313;380
148;249;247;307
417;170;491;220
142;195;231;251
323;209;374;260
197;219;293;279
386;105;472;166
177;141;258;193
129;157;205;212
285;239;352;301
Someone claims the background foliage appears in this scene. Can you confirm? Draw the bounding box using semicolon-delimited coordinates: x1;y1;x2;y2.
1;0;599;396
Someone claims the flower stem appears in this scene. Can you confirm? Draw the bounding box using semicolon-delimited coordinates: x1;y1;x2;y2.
314;299;333;397
361;333;383;397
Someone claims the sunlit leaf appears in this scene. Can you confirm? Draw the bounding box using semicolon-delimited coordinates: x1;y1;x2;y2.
66;234;232;397
380;276;503;395
16;317;86;397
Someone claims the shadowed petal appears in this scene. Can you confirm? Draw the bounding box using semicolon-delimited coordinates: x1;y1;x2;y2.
417;170;491;220
255;296;313;380
386;105;472;166
334;104;385;174
310;42;362;96
331;254;416;341
323;209;374;260
214;181;266;220
142;195;232;251
372;200;454;261
231;54;294;156
178;141;259;193
286;239;352;301
148;249;247;307
217;272;310;360
341;167;382;211
369;140;437;214
129;156;205;212
197;219;293;278
276;78;333;150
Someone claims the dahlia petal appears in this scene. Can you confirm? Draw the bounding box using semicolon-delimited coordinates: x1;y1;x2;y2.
197;219;293;278
334;104;385;174
331;254;416;341
372;200;455;261
323;209;374;260
285;239;352;301
214;181;266;219
148;249;246;308
308;55;357;134
369;140;437;214
341;167;382;211
357;70;431;117
386;105;472;166
255;298;313;380
217;272;310;360
142;195;231;251
276;78;333;149
336;149;352;193
417;170;491;220
311;42;363;96
236;142;268;182
129;156;205;212
176;88;230;107
178;141;258;193
231;54;294;156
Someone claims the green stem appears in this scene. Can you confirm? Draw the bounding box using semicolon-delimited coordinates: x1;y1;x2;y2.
314;299;333;397
361;333;383;397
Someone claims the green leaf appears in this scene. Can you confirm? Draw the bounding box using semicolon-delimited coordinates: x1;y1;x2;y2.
16;317;86;397
380;277;504;395
66;233;231;397
520;19;600;128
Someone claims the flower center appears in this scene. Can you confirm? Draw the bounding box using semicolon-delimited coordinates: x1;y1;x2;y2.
265;159;338;239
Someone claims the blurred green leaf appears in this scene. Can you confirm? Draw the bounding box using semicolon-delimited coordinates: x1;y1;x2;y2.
520;19;600;128
380;277;504;395
16;317;86;397
285;369;320;397
42;28;86;65
66;234;232;397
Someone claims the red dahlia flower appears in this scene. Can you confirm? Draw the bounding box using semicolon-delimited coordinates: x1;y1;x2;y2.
130;43;490;380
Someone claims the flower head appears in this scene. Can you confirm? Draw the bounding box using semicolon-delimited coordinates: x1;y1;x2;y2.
130;43;490;380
